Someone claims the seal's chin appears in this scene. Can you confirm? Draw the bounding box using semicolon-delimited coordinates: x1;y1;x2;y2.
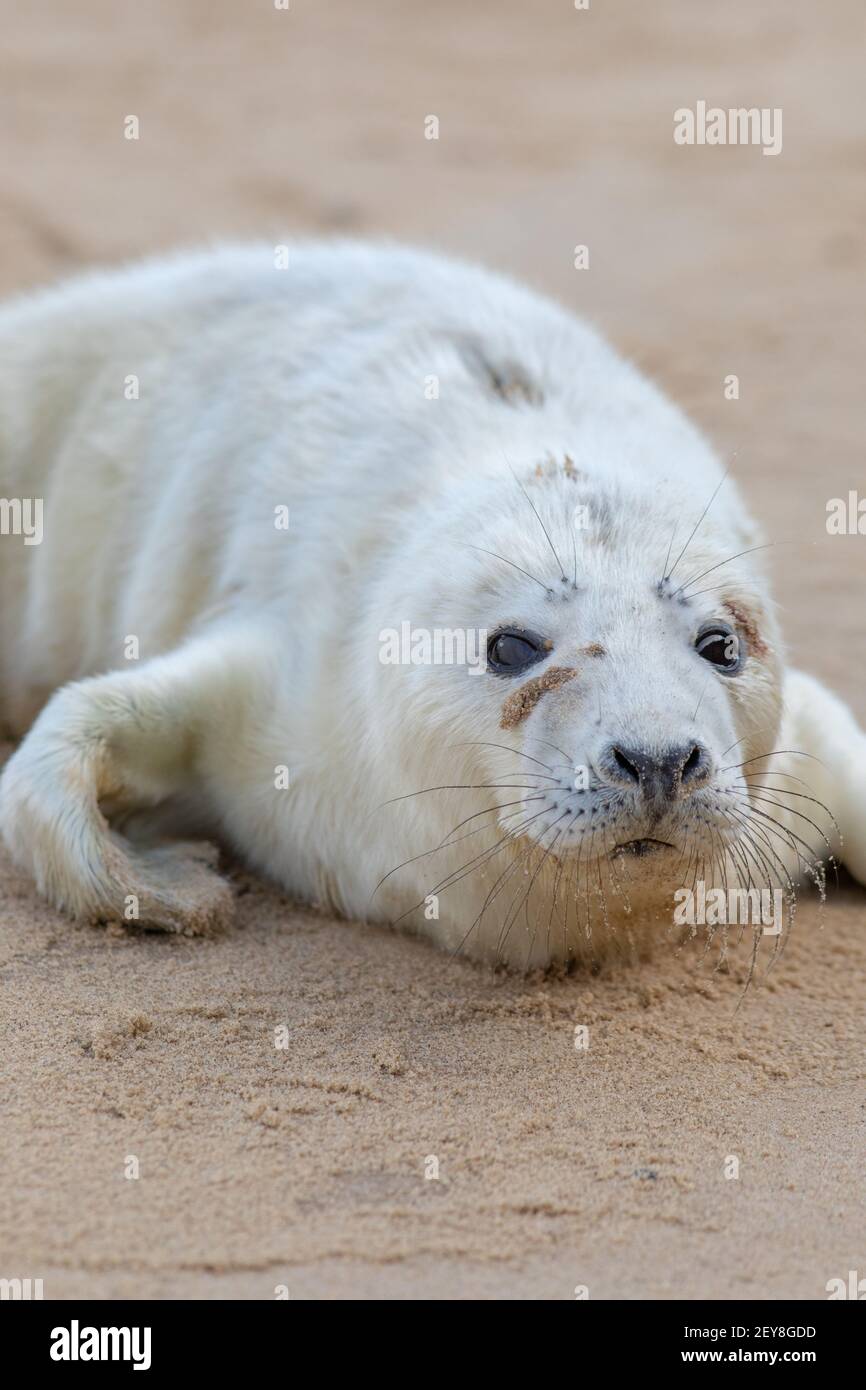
610;837;678;859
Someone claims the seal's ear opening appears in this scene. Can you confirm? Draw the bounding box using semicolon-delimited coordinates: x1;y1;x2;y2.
453;334;544;407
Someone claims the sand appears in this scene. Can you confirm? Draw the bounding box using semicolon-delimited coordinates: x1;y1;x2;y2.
1;0;864;1300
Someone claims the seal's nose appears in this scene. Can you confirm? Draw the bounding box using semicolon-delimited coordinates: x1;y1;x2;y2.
603;742;712;802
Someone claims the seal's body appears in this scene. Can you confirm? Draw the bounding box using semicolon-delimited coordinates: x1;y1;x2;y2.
1;243;864;964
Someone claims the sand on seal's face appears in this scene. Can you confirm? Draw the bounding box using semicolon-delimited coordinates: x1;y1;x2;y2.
500;666;578;729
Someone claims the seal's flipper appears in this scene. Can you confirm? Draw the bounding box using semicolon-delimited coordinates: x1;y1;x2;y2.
763;669;866;887
0;623;272;933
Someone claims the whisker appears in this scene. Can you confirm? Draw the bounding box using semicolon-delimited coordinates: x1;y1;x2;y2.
531;735;577;768
665;467;731;583
692;673;711;722
724;806;796;896
720;726;779;760
722;749;826;773
505;457;568;581
723;821;767;928
562;833;586;962
730;795;825;881
376;782;549;811
437;798;543;847
739;779;841;838
545;832;568;963
741;769;817;793
672;541;781;599
497;812;567;963
732;924;763;1013
521;820;569;969
467;544;553;595
660;519;679;587
483;773;557;791
450;832;542;960
448;740;556;774
368;797;545;903
736;789;835;859
389;803;550;927
722;814;798;984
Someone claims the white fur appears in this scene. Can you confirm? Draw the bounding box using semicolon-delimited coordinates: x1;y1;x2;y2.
1;242;864;963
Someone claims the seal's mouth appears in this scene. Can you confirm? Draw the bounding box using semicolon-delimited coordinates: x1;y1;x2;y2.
610;837;677;858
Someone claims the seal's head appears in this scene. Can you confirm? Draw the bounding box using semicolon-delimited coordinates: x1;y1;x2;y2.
487;463;781;862
375;453;784;962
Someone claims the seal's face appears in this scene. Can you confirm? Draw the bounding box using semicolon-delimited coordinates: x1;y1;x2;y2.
444;462;784;890
488;567;779;874
376;455;786;958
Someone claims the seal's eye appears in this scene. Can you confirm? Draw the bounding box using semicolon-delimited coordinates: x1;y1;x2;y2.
488;629;546;675
695;623;743;674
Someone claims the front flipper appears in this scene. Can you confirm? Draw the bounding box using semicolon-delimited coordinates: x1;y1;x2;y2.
0;624;270;934
758;669;866;888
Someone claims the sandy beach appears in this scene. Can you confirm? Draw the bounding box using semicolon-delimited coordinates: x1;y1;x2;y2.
0;0;864;1299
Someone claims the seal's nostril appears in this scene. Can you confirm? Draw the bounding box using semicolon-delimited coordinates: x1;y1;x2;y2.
683;745;701;778
605;741;711;799
681;743;708;785
612;746;641;784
